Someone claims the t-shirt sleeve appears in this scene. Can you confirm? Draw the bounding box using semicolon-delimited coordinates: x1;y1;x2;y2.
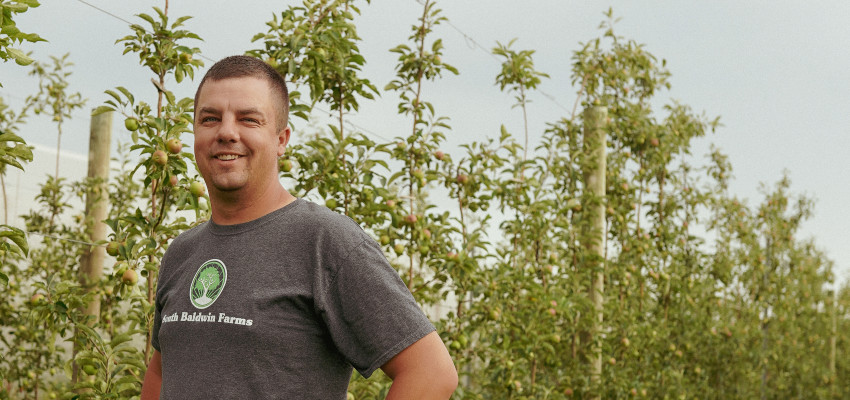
315;235;435;378
151;266;165;352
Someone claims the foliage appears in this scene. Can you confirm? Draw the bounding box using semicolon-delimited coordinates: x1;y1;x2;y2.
1;2;848;400
0;0;44;67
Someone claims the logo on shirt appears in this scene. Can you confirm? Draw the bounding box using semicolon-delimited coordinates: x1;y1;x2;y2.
190;259;227;309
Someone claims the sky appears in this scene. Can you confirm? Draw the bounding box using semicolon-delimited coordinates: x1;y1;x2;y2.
2;1;848;283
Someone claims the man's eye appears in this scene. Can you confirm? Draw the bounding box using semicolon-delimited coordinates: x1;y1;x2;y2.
201;116;219;123
243;118;259;124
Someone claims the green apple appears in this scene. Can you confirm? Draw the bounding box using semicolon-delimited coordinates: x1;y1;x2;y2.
166;138;182;154
106;241;120;257
30;293;44;304
151;150;168;166
124;117;139;131
189;181;205;198
82;364;97;376
279;159;293;172
122;269;139;285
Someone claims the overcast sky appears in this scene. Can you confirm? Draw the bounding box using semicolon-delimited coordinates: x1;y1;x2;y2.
2;1;848;283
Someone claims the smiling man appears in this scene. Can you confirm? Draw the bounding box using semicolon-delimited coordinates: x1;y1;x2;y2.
141;55;457;399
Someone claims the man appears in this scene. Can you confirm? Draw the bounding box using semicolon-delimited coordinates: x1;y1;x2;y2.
141;55;457;399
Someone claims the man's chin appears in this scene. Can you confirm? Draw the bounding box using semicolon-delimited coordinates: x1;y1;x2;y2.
209;180;245;194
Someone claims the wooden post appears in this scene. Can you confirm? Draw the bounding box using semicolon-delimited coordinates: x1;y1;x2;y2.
79;110;112;321
582;105;606;399
73;110;112;385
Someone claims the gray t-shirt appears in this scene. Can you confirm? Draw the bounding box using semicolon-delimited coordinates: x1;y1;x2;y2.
151;199;435;399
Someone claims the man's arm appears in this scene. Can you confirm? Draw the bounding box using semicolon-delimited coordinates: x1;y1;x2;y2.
140;349;162;400
381;331;458;399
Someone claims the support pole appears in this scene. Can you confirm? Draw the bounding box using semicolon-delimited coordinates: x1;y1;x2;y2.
79;110;112;321
582;105;607;399
73;110;112;386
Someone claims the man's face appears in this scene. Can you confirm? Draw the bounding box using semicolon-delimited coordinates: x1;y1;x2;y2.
194;77;290;199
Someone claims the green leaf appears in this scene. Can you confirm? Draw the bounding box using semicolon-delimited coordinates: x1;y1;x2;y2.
7;47;33;65
0;131;26;143
0;225;28;255
91;105;114;116
0;272;7;286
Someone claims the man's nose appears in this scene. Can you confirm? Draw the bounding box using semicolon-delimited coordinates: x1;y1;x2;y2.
216;116;239;142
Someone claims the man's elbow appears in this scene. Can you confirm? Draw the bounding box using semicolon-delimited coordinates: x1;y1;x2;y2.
440;363;459;397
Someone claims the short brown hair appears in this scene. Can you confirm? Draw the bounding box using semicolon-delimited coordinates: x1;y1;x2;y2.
194;55;290;130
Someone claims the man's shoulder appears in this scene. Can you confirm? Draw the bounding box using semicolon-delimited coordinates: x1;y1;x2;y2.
289;199;363;233
289;199;372;255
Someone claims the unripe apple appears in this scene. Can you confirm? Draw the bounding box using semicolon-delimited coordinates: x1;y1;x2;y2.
650;137;660;147
446;251;458;260
122;269;139;285
379;235;390;246
422;228;431;239
151;150;168;166
82;364;97;376
106;241;120;257
404;214;417;225
325;198;338;209
124;117;139;131
168;175;179;186
564;388;574;396
189;181;205;197
433;150;444;160
393;243;405;256
279;159;293;172
30;293;44;304
166;138;182;154
385;199;396;209
456;174;468;184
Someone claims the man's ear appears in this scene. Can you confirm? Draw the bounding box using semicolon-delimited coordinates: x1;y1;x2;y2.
277;126;291;157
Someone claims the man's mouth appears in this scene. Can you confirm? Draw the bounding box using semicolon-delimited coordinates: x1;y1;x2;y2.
215;154;241;161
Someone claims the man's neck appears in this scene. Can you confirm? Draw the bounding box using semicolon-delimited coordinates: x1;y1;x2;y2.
209;184;296;225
